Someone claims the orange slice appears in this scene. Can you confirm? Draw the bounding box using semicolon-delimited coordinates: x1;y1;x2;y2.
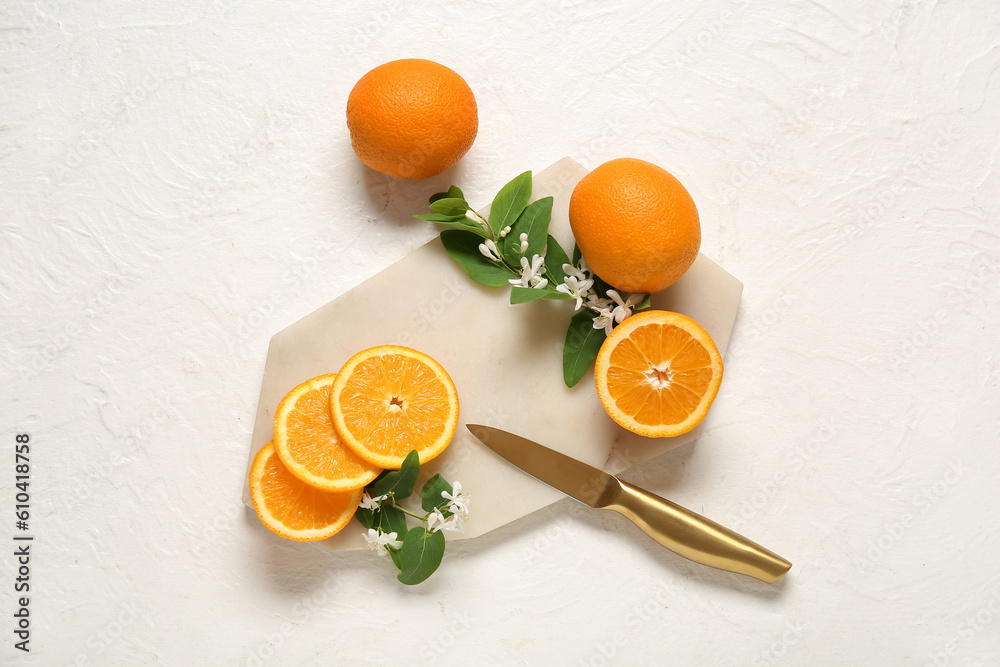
249;441;363;541
273;374;381;491
595;310;724;438
330;345;459;469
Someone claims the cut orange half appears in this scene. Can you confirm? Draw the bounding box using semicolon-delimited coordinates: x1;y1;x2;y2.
273;374;381;491
330;345;459;469
249;441;363;541
595;310;724;438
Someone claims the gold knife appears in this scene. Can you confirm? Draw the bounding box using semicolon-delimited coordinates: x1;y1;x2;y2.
467;424;791;583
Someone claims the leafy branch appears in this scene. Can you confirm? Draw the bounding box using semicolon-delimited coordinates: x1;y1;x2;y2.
355;450;470;585
416;172;651;386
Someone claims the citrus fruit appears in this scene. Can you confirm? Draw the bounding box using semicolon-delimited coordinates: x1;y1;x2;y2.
330;345;459;469
569;157;700;294
594;310;723;438
346;58;478;179
273;374;381;491
249;441;363;541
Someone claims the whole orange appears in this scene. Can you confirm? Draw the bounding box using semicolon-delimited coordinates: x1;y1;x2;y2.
569;158;700;293
346;59;478;179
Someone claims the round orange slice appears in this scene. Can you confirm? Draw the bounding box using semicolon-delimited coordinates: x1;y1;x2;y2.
330;345;459;469
595;310;724;438
273;374;381;491
249;441;363;541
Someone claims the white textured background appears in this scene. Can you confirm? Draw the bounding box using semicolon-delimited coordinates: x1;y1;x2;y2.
2;1;999;665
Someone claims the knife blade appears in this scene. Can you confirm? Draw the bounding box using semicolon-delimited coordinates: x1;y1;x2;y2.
467;424;791;583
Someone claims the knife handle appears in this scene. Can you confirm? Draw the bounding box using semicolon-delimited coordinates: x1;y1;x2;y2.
605;480;791;583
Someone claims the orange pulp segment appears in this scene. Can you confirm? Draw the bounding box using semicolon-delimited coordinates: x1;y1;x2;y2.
273;374;381;491
331;345;459;469
249;441;363;541
595;310;723;438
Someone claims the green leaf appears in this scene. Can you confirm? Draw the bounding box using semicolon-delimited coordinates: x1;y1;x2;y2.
429;197;470;217
637;293;652;311
355;498;408;531
370;450;420;500
544;234;570;285
354;503;408;569
387;545;403;570
440;230;516;287
397;527;446;585
488;171;532;236
572;243;582;265
414;212;465;223
378;506;409;570
543;290;574;301
510;286;551;304
563;308;607;387
354;505;377;529
501;196;552;265
415;214;490;238
377;505;408;538
421;474;454;516
429;185;464;204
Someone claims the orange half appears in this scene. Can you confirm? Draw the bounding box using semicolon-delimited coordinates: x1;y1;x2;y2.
595;310;723;438
331;345;459;469
273;374;381;491
249;441;363;541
